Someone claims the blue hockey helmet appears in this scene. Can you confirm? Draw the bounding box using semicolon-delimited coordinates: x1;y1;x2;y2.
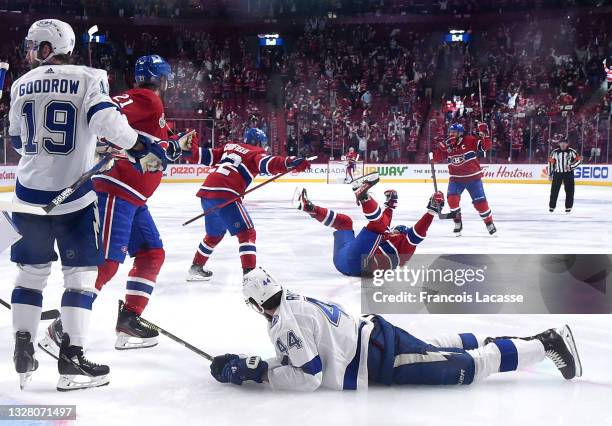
134;55;174;89
448;123;465;134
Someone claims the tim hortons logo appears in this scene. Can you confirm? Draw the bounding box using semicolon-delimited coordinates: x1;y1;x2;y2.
482;166;534;179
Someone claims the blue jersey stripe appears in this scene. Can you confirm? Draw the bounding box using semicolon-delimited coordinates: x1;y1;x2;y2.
343;321;366;390
459;333;479;350
11;136;22;150
301;355;323;376
87;102;119;125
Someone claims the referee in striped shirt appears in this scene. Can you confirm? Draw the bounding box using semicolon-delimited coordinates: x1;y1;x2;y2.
548;138;581;213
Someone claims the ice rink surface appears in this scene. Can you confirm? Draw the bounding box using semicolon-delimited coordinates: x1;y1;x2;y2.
1;181;611;426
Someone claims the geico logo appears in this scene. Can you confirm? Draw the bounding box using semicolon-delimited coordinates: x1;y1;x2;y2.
574;166;609;179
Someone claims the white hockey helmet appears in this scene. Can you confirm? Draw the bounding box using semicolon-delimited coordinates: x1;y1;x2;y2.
25;19;75;64
242;267;283;314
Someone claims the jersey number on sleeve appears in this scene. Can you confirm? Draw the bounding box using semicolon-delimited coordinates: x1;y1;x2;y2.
276;330;303;354
305;297;347;327
21;100;77;155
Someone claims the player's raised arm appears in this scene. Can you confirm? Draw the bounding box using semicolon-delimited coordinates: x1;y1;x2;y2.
476;121;492;151
256;153;311;174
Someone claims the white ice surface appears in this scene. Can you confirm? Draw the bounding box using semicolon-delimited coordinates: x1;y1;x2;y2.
0;182;611;426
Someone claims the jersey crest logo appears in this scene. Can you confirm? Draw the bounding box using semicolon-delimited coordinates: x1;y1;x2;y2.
159;114;166;129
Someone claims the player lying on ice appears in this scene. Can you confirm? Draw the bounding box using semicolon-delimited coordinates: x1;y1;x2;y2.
293;173;443;277
185;132;311;281
431;123;497;236
210;267;582;390
38;55;194;356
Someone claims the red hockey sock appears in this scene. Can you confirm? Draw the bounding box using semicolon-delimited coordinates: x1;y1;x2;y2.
447;194;461;211
473;200;493;223
95;260;120;292
125;248;165;315
362;198;390;234
310;206;353;231
237;228;256;272
192;234;224;266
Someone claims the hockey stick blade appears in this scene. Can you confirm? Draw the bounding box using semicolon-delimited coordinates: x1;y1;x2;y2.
0;298;60;320
121;300;214;361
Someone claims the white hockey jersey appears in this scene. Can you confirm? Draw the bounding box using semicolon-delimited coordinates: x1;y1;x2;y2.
266;290;374;391
8;64;139;215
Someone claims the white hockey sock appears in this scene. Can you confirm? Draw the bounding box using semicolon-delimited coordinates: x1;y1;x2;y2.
469;338;545;382
61;290;96;348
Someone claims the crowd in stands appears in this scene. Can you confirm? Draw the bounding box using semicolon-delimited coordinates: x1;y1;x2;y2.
1;3;611;164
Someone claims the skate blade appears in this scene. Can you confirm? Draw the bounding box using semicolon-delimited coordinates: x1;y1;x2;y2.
454;232;462;237
186;274;212;282
291;186;305;209
351;171;379;188
38;335;60;361
559;325;583;378
19;372;33;390
57;374;110;392
115;333;158;350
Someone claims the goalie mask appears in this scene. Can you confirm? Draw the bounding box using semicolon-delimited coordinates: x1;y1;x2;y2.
243;267;283;318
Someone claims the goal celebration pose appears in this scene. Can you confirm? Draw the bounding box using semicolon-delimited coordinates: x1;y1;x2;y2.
293;173;443;277
209;267;582;390
432;123;497;236
186;141;311;281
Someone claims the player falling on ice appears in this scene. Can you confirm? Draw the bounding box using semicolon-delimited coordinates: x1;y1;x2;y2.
432;123;497;236
344;146;359;183
186;139;311;281
209;267;582;390
8;20;172;390
38;55;191;356
293;173;443;277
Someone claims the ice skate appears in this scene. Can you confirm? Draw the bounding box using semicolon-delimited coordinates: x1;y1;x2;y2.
186;264;213;282
453;212;463;237
292;187;314;212
115;302;159;350
351;172;379;203
38;317;63;360
57;334;110;391
14;331;39;390
486;221;497;236
484;325;582;380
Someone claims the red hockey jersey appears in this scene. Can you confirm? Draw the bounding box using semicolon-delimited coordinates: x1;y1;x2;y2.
433;135;491;182
368;212;433;271
196;143;293;199
92;88;168;206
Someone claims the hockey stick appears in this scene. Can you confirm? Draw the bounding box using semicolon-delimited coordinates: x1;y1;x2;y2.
428;152;457;220
0;153;113;215
182;156;318;226
0;298;60;320
122;301;213;361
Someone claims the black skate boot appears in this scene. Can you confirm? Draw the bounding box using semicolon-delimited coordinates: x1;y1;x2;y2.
484;325;582;380
186;264;213;282
38;317;63;360
486;221;497;236
351;172;380;204
115;301;159;350
292;187;314;212
57;334;110;391
14;331;39;390
453;211;462;237
535;325;582;380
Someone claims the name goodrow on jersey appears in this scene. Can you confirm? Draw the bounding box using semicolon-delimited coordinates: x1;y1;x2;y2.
17;78;80;97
